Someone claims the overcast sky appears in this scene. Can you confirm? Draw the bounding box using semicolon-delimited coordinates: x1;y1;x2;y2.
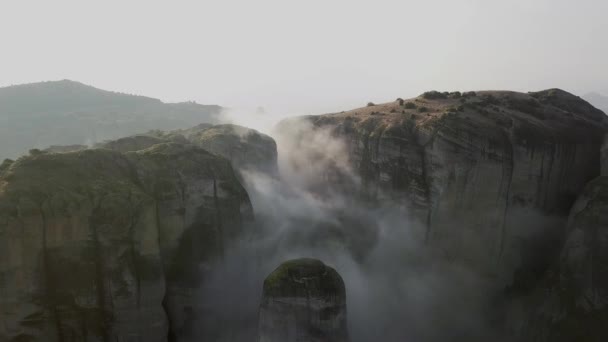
1;0;607;117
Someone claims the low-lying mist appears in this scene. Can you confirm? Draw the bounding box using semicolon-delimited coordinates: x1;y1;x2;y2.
195;115;511;341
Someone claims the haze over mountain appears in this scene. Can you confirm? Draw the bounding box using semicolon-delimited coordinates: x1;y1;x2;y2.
0;80;223;160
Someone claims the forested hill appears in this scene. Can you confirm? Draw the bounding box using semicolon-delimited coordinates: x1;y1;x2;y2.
0;80;223;159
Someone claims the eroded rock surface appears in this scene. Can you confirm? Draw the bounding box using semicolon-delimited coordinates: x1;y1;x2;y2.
0;143;252;342
258;259;348;342
520;175;608;342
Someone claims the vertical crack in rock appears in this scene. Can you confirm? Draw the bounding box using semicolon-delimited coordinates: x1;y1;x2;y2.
89;197;111;342
39;202;66;342
155;199;175;342
213;176;225;259
498;128;515;261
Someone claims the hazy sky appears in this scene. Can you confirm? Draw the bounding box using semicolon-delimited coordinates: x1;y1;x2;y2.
1;0;607;116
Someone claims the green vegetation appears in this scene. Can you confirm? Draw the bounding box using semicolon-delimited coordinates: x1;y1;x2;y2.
404;102;417;109
263;258;345;298
418;106;429;113
422;91;447;100
0;159;13;175
448;91;462;99
0;80;223;161
367;102;375;107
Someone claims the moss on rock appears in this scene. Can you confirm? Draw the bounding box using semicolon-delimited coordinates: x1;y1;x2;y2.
263;258;345;300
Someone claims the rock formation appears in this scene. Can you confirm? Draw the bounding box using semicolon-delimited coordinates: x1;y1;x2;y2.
95;135;167;153
258;259;349;342
43;145;88;154
277;89;608;286
519;175;608;342
0;143;252;342
93;124;278;177
516;131;608;341
165;124;278;176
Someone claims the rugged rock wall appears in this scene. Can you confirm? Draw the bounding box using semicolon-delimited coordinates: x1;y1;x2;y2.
517;132;608;342
278;89;608;286
521;175;608;342
258;259;349;342
0;143;252;342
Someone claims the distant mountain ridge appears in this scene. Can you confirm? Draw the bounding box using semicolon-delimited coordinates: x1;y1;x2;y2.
0;80;224;160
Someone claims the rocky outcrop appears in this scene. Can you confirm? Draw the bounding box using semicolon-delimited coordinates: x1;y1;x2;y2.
94;124;278;177
95;135;166;153
278;89;608;286
168;124;278;176
43;145;88;154
258;259;348;342
0;143;252;342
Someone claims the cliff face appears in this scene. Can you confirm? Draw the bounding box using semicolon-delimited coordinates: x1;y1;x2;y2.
278;90;608;285
518;133;608;342
258;259;349;342
521;175;608;342
0;143;252;342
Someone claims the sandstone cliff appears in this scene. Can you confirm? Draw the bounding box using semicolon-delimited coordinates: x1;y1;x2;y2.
277;89;608;286
0;143;252;342
258;259;349;342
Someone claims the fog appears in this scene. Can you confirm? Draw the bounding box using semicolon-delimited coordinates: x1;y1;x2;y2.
192;117;514;341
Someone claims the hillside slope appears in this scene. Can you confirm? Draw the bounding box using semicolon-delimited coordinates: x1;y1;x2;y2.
0;80;223;160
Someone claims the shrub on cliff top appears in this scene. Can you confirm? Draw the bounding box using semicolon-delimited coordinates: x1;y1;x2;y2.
422;91;448;100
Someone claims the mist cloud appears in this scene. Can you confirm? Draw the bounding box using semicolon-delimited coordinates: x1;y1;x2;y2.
191;117;517;341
